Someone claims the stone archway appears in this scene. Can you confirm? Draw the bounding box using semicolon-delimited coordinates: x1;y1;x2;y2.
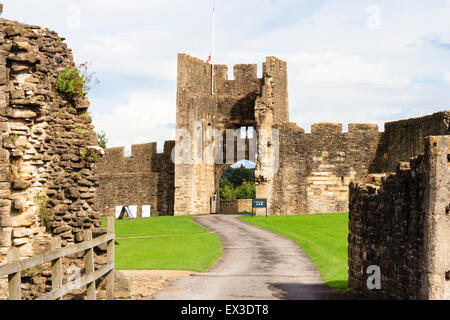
173;54;288;216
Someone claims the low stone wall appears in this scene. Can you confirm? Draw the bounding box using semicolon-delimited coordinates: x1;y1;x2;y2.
348;136;450;300
95;141;175;217
219;199;252;214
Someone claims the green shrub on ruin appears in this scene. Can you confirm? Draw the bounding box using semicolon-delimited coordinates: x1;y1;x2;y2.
35;194;51;232
56;62;98;98
10;134;19;143
97;130;108;149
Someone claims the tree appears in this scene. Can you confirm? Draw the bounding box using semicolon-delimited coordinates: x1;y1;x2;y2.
235;180;256;199
219;178;236;200
229;167;255;187
97;130;108;149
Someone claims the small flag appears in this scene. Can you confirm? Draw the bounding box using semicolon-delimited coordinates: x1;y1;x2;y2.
206;54;212;64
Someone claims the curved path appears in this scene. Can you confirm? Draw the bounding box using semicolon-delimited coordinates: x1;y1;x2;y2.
154;215;345;300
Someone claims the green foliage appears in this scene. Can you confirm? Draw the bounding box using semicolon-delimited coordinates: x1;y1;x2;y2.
10;160;20;177
80;148;87;161
22;265;43;277
35;194;51;232
10;134;19;143
240;213;349;292
80;148;100;163
56;62;98;98
97;130;108;149
219;166;256;200
219;178;256;200
228;167;255;187
235;181;256;199
220;180;237;200
88;151;100;162
57;65;86;97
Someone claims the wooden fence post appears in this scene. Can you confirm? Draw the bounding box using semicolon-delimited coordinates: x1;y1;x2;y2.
83;229;96;300
51;238;62;299
7;247;21;300
106;216;115;300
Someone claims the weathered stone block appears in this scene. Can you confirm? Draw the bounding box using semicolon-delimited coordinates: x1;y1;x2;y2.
12;228;32;238
12;179;32;190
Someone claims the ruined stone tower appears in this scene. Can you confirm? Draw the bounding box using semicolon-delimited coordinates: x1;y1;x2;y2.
173;54;289;215
0;7;102;262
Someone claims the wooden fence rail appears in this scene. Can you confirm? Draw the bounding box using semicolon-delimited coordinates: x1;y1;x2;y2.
0;217;115;300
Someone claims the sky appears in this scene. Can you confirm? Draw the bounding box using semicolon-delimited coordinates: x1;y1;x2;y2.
2;0;450;155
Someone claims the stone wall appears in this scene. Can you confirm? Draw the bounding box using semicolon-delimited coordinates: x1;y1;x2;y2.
219;199;252;214
370;111;450;173
0;7;105;299
348;136;450;300
270;122;380;215
95;141;175;217
0;11;103;263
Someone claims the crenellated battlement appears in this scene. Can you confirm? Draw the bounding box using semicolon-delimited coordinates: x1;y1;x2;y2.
311;123;343;135
96;141;175;174
285;122;380;137
95;140;175;217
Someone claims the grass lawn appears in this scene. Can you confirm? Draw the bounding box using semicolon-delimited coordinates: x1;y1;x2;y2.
102;216;209;238
103;216;223;272
239;213;348;292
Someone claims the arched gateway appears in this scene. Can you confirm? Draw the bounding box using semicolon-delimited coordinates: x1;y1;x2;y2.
173;54;288;216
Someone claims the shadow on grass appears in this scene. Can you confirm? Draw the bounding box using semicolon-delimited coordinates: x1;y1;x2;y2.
325;280;348;293
268;282;353;300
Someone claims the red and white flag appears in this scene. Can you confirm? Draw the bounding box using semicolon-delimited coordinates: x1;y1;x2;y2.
206;54;212;64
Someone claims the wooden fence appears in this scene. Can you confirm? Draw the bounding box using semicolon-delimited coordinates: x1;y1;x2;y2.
0;217;115;300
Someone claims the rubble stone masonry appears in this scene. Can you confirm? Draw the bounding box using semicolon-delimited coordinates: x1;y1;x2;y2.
270;122;380;214
0;10;102;264
370;111;450;173
348;136;450;299
95;141;175;217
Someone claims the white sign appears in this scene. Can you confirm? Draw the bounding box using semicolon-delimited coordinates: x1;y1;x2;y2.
129;206;137;219
142;205;151;218
115;206;122;218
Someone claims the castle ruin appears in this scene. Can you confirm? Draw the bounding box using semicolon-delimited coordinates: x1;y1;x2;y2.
98;54;382;216
98;54;450;218
0;2;447;299
0;6;105;299
96;54;450;299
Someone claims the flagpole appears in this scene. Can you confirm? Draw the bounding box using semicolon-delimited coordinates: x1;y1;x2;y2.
211;0;215;95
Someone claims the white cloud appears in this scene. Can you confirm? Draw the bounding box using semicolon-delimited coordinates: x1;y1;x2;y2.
92;90;176;153
286;51;410;88
2;0;450;147
443;70;450;84
76;31;178;81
